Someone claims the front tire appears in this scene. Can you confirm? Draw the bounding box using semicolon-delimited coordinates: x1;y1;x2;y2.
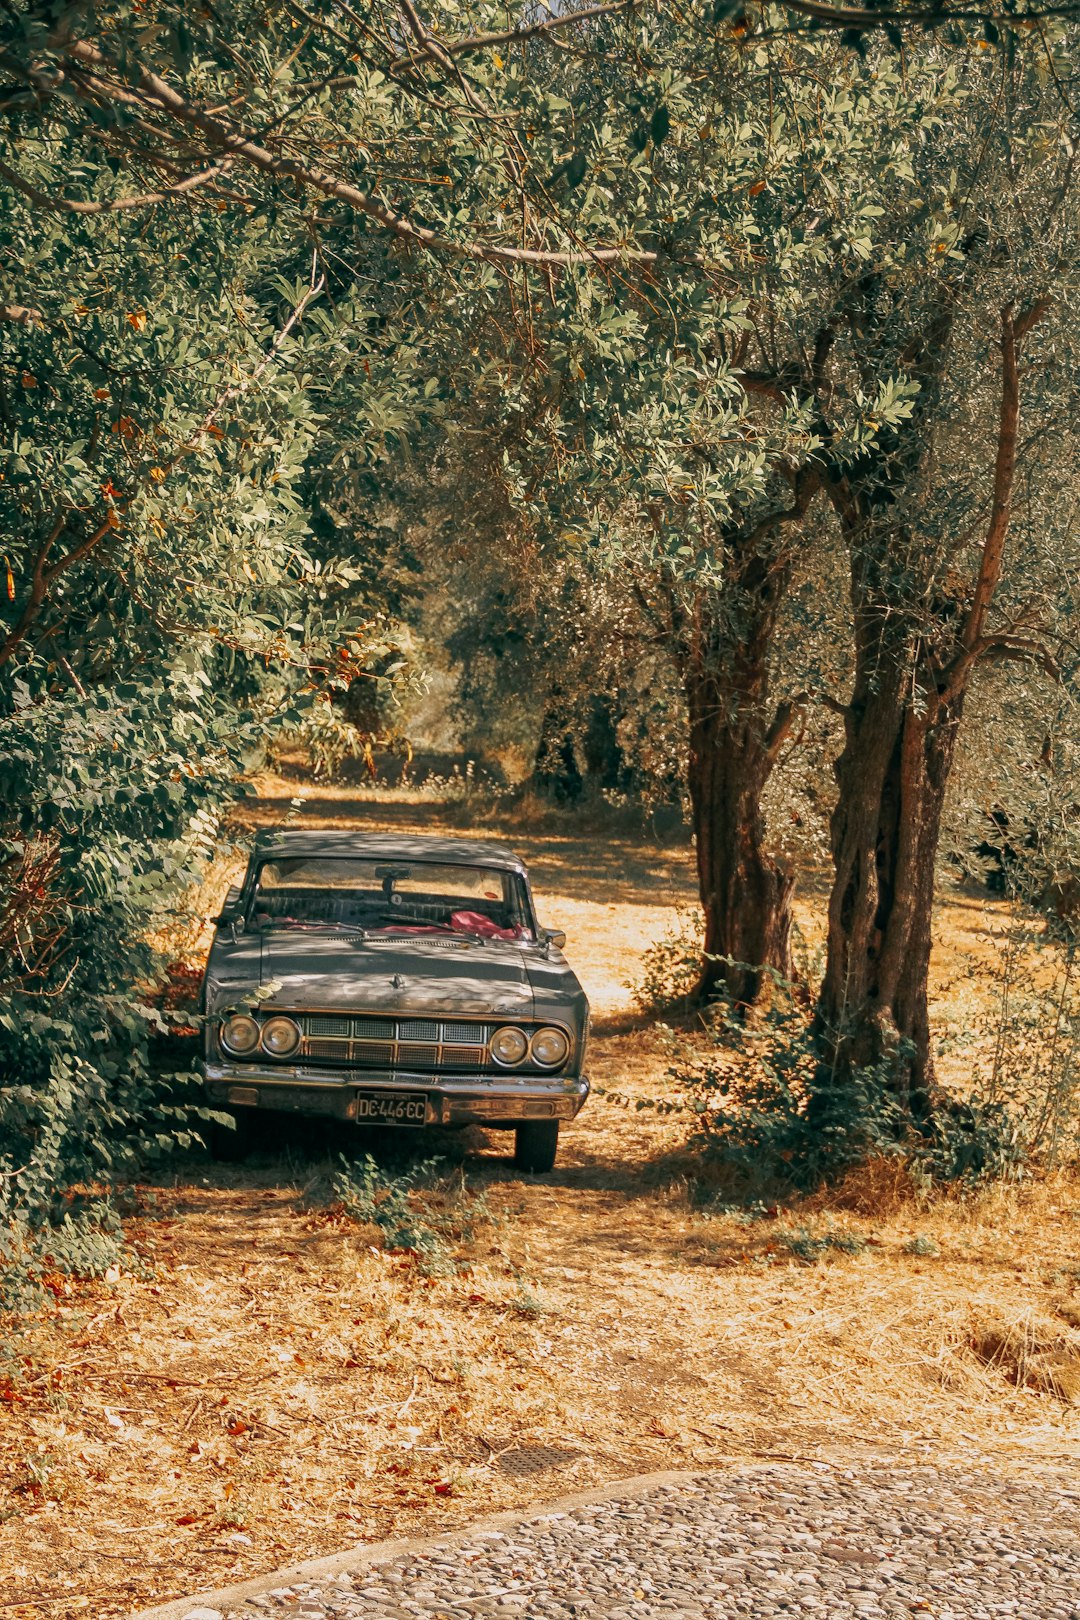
513;1120;559;1174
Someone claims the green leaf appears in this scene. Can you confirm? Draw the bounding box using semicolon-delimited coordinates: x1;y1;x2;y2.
566;151;588;188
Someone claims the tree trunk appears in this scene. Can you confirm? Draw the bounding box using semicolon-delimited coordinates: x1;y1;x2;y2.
817;634;965;1114
582;693;626;792
816;299;1045;1113
683;580;796;1007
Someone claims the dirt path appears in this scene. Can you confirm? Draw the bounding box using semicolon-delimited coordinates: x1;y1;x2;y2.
2;785;1078;1619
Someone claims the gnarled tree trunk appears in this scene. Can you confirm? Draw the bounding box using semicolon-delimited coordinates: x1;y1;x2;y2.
816;299;1047;1110
679;539;806;1007
817;635;965;1115
686;664;795;1007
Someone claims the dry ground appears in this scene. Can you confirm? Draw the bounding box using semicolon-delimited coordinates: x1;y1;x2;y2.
2;779;1079;1619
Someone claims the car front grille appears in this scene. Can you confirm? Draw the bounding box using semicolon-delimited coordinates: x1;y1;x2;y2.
296;1013;495;1072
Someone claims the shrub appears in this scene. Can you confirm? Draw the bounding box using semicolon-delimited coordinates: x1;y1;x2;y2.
629;965;1028;1195
975;925;1080;1170
0;1198;146;1313
630;905;705;1015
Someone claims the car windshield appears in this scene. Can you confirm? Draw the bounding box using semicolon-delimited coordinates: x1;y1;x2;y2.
248;857;535;941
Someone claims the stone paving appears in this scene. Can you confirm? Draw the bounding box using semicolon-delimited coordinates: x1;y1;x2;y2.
180;1460;1080;1620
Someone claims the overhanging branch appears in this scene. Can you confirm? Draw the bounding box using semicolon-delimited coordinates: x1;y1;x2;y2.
7;35;695;271
0;155;233;216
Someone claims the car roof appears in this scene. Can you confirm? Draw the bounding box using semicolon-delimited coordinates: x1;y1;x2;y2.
250;829;529;874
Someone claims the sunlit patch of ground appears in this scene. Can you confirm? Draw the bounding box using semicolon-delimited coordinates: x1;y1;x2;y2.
2;785;1078;1618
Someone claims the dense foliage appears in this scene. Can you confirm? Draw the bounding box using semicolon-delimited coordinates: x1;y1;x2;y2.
2;1;1079;1216
0;184;372;1216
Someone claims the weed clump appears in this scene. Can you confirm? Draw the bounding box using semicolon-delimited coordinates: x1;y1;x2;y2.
329;1154;492;1275
780;1225;869;1263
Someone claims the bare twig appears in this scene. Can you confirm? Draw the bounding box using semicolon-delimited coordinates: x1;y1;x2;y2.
0;155;234;216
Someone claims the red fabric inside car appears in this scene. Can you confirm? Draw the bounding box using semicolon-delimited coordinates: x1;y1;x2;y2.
450;910;520;941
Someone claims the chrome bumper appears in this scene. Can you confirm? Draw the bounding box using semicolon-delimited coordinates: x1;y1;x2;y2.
202;1062;589;1126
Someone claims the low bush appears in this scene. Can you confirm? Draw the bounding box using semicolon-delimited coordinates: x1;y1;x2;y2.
974;925;1080;1169
329;1154;493;1275
615;962;1029;1195
0;1197;147;1313
630;905;705;1016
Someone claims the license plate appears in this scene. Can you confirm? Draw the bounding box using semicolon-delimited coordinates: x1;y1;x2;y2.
354;1090;428;1125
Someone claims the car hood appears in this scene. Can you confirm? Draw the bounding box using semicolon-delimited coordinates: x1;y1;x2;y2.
208;930;536;1018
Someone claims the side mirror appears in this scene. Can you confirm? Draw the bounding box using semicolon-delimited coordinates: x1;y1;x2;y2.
544;928;567;950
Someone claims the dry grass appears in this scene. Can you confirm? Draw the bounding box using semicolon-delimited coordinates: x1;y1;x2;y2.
2;781;1079;1618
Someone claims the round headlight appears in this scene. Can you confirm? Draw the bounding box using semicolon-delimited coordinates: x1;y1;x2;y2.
490;1025;529;1066
261;1015;302;1058
530;1026;570;1069
220;1014;260;1056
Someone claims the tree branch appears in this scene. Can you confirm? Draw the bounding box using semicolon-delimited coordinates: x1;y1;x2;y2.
25;35;686;270
736;466;821;554
0;155;233;216
765;691;809;769
958;297;1050;661
779;0;1080;28
0;510;72;668
972;633;1061;682
739;371;796;408
440;0;640;56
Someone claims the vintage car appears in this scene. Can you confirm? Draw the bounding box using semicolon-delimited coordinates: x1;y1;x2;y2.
199;830;589;1172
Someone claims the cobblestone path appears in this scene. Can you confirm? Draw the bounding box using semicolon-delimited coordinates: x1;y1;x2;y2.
178;1459;1080;1620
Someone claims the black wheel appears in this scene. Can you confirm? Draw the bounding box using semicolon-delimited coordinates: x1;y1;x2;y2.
513;1120;559;1174
208;1109;257;1162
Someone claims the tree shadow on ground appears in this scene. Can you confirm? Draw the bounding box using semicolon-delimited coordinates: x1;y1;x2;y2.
143;1108;787;1281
